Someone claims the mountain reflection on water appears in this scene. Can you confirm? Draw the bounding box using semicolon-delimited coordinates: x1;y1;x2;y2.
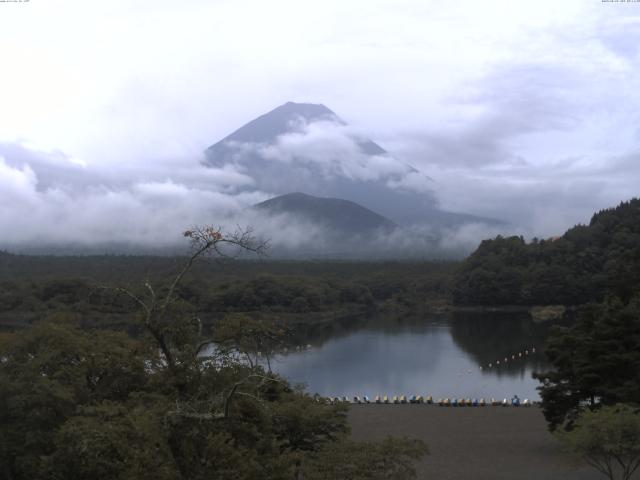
272;313;557;400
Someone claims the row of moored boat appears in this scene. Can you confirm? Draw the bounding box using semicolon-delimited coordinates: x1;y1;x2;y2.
325;395;533;407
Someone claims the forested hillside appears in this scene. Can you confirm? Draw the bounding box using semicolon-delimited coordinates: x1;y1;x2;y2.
453;198;640;306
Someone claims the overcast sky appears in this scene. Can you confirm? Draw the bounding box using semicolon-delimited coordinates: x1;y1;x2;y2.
1;0;639;249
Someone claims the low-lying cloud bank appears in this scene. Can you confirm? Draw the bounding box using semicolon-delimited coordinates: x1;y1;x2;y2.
0;143;262;252
0;141;507;257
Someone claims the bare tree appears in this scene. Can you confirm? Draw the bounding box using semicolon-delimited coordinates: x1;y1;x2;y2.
110;225;267;381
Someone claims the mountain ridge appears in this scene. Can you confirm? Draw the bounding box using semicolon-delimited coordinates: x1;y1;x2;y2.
253;192;398;237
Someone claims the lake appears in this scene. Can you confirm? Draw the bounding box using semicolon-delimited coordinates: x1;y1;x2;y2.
270;312;553;401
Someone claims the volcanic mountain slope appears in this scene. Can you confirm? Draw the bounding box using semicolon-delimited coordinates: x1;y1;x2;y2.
204;102;502;228
206;102;387;159
253;192;398;237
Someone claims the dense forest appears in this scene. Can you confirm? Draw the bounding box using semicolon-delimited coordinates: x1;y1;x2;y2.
0;254;453;331
453;198;640;306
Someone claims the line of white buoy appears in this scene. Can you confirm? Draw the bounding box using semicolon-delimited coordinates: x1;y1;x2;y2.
484;347;536;370
257;344;313;356
321;395;534;407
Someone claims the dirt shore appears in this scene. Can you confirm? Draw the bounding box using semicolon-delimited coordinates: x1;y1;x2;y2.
348;405;602;480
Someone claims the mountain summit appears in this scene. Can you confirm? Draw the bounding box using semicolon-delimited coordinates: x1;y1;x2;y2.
205;102;386;166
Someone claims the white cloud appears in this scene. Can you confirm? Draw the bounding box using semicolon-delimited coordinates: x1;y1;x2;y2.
0;0;639;250
251;120;430;192
0;145;269;250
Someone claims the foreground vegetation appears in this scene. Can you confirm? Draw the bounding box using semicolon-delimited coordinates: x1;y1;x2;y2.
0;227;427;480
535;294;640;480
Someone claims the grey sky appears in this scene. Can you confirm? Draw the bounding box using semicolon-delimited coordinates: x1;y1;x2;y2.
0;0;639;248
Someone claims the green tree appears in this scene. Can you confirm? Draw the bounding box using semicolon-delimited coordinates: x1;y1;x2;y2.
556;404;640;480
0;316;149;479
534;295;640;430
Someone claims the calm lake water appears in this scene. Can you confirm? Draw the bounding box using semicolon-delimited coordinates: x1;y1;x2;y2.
271;313;553;400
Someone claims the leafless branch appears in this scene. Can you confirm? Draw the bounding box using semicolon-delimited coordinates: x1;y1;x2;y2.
223;374;284;418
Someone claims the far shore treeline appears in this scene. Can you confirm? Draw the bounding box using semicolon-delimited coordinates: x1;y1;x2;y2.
0;256;453;331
